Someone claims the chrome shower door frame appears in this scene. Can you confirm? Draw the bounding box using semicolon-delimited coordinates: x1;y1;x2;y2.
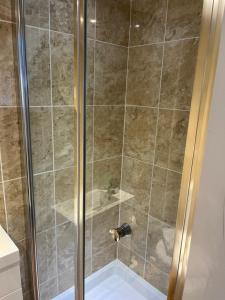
74;0;86;300
16;0;39;299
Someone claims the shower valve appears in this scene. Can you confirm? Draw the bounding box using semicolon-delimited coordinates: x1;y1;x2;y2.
109;223;132;242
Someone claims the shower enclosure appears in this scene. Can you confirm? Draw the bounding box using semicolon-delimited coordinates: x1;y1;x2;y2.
15;0;222;299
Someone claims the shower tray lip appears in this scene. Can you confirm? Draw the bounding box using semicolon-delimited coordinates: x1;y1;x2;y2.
53;259;166;300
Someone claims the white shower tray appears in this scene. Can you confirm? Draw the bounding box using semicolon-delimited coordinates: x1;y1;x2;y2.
53;260;166;300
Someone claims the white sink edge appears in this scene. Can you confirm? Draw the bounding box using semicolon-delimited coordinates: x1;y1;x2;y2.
0;226;20;270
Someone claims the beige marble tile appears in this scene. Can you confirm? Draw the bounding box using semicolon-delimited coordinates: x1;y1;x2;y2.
0;107;23;180
85;257;92;278
85;218;92;261
150;167;181;226
146;216;175;273
0;183;6;229
30;107;53;174
154;110;173;169
96;0;130;46
92;157;121;209
164;170;181;225
39;277;58;300
149;166;166;219
55;167;75;224
121;156;152;213
0;0;15;22
130;0;167;46
5;178;28;242
0;22;18;106
92;244;117;273
51;31;74;105
127;45;163;107
24;0;49;29
166;0;203;41
168;111;189;172
55;167;75;204
118;244;145;277
86;106;93;163
93;156;122;197
94;41;127;105
160;39;199;110
87;39;95;106
144;260;168;295
26;27;51;106
16;239;32;294
94;106;124;160
86;163;93;214
56;222;75;274
50;0;74;34
53;107;76;169
58;268;74;294
124;106;157;163
154;109;189;172
87;0;96;39
37;228;57;284
34;172;55;232
86;163;93;193
92;205;119;255
119;202;148;258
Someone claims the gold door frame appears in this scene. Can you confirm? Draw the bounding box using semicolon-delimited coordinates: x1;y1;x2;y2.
168;0;225;299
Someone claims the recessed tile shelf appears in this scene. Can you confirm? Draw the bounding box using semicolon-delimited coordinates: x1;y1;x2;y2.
54;189;134;222
54;260;166;300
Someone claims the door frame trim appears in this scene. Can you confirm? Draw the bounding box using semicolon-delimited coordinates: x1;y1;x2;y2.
74;0;86;299
168;0;225;299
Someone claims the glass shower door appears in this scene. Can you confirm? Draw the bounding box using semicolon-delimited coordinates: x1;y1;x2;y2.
23;0;77;298
84;0;203;299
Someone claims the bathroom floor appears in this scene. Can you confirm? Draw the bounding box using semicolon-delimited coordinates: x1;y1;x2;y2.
54;260;166;300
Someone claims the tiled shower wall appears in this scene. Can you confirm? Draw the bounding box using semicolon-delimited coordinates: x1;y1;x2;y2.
85;0;130;276
86;0;203;295
1;0;77;299
24;0;76;298
0;0;33;298
118;0;203;294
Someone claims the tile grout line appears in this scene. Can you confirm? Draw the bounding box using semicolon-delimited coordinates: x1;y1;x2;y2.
0;148;9;232
143;0;169;279
129;36;200;48
0;175;25;184
25;24;74;37
118;0;132;260
48;5;59;293
0;18;15;25
162;111;178;220
29;105;76;108
94;38;128;49
0;104;190;112
122;154;182;174
32;165;75;177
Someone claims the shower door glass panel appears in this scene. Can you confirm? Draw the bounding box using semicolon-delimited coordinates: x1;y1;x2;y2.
85;0;204;299
24;0;77;298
